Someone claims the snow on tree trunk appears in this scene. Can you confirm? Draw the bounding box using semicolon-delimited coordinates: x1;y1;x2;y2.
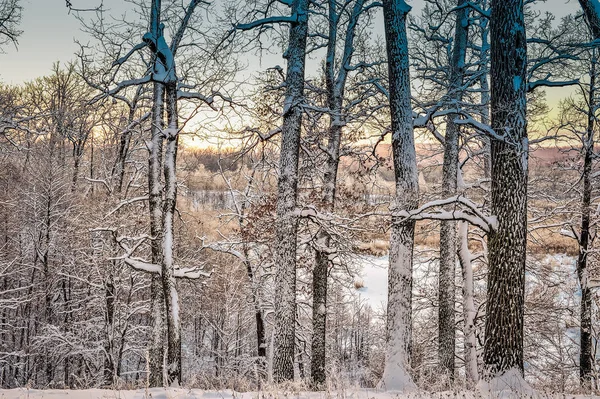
577;52;596;388
575;3;600;388
148;82;166;388
380;0;418;391
482;0;528;386
311;0;364;388
162;81;182;386
578;0;600;38
113;88;142;195
147;0;166;386
458;220;479;388
271;0;309;383
438;0;469;382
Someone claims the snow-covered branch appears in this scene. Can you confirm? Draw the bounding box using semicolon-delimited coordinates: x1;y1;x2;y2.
393;195;497;233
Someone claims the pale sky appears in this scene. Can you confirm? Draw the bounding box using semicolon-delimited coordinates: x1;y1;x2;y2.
0;0;581;107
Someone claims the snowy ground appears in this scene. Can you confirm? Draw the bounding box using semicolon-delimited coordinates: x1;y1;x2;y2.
1;388;599;399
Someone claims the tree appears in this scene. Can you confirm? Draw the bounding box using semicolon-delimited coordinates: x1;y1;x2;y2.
380;0;418;391
232;0;310;382
437;0;470;382
482;0;529;386
0;0;22;51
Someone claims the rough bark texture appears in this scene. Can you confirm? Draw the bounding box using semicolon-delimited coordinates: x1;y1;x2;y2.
147;1;166;386
162;81;181;386
575;2;600;387
381;0;418;391
310;0;364;388
578;0;600;39
148;80;166;388
437;0;469;382
577;54;596;387
272;0;309;383
483;0;528;379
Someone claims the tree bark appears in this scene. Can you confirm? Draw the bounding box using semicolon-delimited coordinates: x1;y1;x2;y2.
483;0;528;380
458;220;479;388
310;0;364;388
272;0;309;383
147;54;166;391
380;0;418;391
162;81;181;386
438;0;469;382
577;52;596;388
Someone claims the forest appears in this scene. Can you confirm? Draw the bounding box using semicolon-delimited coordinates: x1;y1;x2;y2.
0;0;598;397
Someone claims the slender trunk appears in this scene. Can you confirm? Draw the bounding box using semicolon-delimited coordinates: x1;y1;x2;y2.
147;0;166;386
103;278;116;387
479;9;491;180
438;0;469;382
148;81;166;388
380;0;418;391
272;0;309;383
311;1;364;387
113;91;141;194
578;53;596;388
162;81;181;386
483;0;528;380
458;221;478;387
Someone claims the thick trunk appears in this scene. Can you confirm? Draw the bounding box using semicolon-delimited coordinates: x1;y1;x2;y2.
162;81;181;386
272;0;309;383
483;0;528;380
438;0;469;382
578;54;596;388
578;0;600;39
381;0;418;391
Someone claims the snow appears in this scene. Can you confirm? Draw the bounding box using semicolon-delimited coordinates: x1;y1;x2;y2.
2;387;598;399
477;368;536;398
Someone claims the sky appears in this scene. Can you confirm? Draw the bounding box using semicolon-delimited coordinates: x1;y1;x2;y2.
0;0;581;85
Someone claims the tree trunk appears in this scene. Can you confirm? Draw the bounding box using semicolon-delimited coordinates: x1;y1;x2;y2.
147;81;166;390
380;0;418;391
458;220;479;388
162;81;181;386
479;8;491;180
272;0;309;383
482;0;528;381
146;0;166;386
103;277;116;387
577;52;596;388
311;1;364;387
437;0;469;383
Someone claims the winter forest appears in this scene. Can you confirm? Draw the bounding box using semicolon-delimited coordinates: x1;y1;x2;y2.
0;0;599;396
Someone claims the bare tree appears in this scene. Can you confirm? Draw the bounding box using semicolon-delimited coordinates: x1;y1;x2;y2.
380;0;418;391
482;0;528;386
0;0;22;51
